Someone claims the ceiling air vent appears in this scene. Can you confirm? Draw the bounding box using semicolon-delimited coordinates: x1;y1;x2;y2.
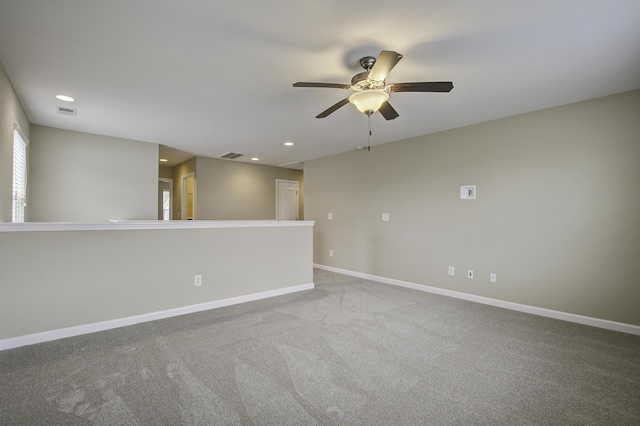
218;152;244;160
56;106;77;116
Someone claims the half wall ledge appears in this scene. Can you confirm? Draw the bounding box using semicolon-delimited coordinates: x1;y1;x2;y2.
0;219;315;232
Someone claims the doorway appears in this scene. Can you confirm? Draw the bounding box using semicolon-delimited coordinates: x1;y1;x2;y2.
276;179;299;220
181;172;195;220
158;178;173;220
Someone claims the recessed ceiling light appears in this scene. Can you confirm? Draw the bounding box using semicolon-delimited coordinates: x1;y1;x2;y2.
159;158;168;163
251;157;259;161
284;142;294;146
56;94;75;102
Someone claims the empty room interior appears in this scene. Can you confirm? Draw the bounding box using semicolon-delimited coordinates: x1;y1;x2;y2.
1;1;639;424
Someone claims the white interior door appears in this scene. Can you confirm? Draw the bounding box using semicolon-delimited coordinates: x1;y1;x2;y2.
276;180;299;220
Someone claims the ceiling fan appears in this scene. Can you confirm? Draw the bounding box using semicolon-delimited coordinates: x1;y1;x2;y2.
293;50;453;120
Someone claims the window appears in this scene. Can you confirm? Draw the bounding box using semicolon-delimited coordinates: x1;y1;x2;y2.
12;126;28;223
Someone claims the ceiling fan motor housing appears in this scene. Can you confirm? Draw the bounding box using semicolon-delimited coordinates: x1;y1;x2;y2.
351;71;370;85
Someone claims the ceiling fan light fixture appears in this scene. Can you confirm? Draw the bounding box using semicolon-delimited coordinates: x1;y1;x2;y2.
349;90;389;115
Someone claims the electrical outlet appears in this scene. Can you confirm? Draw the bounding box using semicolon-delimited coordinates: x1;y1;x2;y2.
467;270;474;279
329;250;334;257
448;266;455;276
382;213;390;222
460;185;476;200
328;212;333;220
194;274;202;286
490;273;497;283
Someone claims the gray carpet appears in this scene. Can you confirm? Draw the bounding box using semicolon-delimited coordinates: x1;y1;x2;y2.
1;269;639;425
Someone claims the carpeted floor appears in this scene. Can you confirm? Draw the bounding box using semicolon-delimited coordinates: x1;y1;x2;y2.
1;268;639;425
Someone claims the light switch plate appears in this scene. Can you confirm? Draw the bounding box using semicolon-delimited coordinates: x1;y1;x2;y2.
382;213;390;221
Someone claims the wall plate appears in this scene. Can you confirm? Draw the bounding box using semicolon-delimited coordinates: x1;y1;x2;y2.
460;185;476;200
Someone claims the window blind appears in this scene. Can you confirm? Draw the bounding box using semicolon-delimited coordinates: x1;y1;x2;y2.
12;127;28;223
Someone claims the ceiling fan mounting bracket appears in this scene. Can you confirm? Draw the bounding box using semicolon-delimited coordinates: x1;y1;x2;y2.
359;56;377;71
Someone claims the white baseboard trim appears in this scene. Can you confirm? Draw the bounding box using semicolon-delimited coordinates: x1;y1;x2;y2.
314;264;640;336
0;282;314;351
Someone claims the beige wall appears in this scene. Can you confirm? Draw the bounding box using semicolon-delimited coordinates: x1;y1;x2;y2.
306;89;640;326
0;222;314;341
0;62;30;222
28;125;159;222
193;156;303;220
159;165;174;179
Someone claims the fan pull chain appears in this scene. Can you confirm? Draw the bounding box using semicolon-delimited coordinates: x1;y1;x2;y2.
367;112;372;151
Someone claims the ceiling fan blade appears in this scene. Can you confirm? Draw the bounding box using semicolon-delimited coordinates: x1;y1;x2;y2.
316;97;350;118
293;82;352;89
389;82;454;92
378;102;399;120
368;51;403;82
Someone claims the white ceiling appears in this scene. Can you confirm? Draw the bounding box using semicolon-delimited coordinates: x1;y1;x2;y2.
1;1;639;168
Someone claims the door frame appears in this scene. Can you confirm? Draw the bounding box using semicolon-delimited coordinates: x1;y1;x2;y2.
276;179;299;220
